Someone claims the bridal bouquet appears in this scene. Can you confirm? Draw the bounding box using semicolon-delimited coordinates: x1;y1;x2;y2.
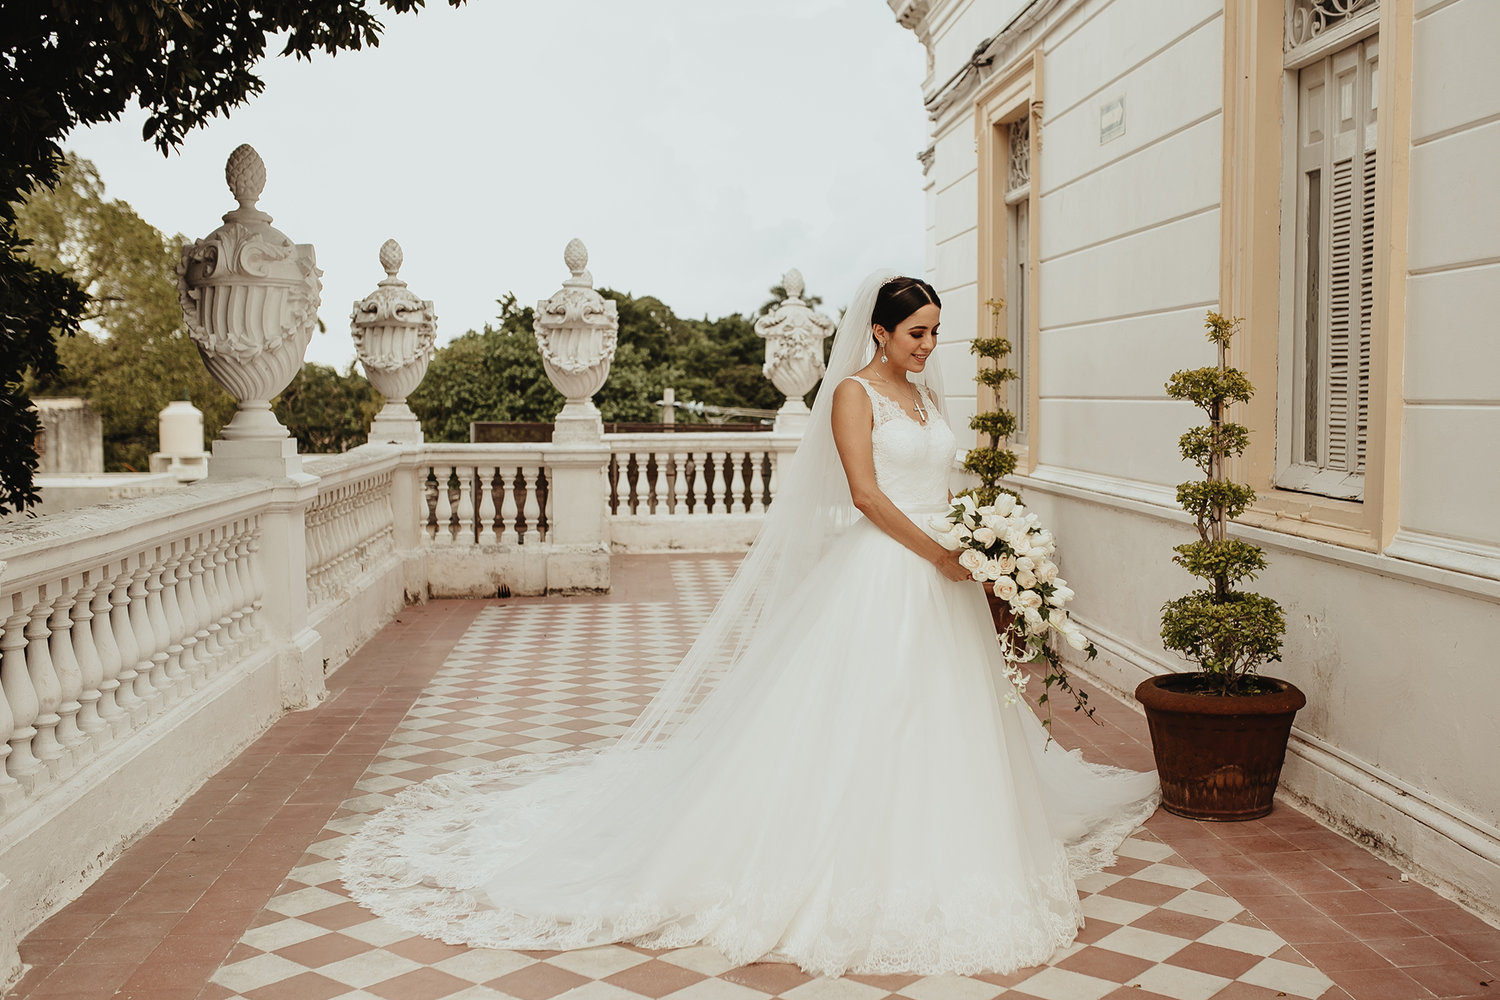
930;493;1098;725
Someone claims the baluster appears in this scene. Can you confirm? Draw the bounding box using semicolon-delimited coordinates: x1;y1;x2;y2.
685;453;700;513
219;527;246;653
160;546;193;697
643;452;660;514
173;541;205;689
739;453;754;513
747;451;767;515
607;454;621;516
704;452;722;514
761;452;775;509
70;574;108;745
669;451;687;515
512;468;530;542
186;540;218;680
144;549;177;706
47;581;89;759
2;597;45;791
455;465;476;546
0;612;21;807
626;452;641;515
499;465;520;545
23;589;70;778
304;503;323;604
90;565;126;734
477;467;498;546
535;467;550;540
126;556;161;712
109;561;147;724
767;451;782;510
433;466;454;545
246;527;266;637
721;452;742;514
523;469;543;545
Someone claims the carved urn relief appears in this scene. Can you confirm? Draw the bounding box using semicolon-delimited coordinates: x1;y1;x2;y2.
351;239;437;443
754;268;835;433
534;239;619;440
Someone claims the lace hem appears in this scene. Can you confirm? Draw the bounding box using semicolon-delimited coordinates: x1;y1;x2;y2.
339;751;1152;978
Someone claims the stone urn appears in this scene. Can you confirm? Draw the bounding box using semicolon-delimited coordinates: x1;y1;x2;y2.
351;239;437;444
754;268;835;434
534;239;618;441
177;144;321;476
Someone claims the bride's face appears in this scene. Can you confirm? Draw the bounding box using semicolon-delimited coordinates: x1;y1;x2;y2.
879;304;941;375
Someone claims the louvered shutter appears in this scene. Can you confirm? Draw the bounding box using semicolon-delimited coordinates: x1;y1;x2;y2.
1282;36;1377;500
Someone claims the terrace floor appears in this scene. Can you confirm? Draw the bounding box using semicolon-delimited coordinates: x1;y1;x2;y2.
9;555;1499;1000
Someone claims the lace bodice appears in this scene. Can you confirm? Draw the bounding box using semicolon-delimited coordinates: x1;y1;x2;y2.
845;376;957;507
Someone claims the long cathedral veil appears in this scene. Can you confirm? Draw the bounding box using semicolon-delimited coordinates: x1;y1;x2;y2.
615;268;947;751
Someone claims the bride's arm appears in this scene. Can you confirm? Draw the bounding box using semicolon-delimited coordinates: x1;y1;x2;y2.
831;380;969;582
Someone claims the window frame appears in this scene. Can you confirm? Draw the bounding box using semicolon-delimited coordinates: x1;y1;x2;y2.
1219;0;1411;552
974;49;1042;474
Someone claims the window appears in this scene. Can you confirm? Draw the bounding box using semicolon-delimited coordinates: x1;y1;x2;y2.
1279;11;1379;501
1005;116;1030;438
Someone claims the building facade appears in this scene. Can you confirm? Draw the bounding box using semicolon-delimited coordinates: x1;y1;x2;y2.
890;0;1498;914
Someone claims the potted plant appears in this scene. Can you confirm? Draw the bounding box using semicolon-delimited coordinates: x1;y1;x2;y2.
964;299;1019;637
1136;311;1302;821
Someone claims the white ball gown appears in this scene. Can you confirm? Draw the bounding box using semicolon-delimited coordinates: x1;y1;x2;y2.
341;371;1160;977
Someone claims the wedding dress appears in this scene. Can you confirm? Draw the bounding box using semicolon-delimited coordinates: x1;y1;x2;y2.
341;272;1160;977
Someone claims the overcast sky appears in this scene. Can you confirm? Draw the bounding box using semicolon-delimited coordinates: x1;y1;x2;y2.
66;1;931;370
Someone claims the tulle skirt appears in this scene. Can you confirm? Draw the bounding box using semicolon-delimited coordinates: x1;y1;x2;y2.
341;512;1160;977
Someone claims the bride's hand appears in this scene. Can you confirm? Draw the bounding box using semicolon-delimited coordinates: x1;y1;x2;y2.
931;548;971;582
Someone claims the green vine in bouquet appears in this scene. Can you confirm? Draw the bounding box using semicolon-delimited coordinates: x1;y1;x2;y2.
1160;312;1287;696
962;298;1019;506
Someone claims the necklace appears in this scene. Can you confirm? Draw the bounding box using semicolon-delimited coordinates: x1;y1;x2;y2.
869;369;928;423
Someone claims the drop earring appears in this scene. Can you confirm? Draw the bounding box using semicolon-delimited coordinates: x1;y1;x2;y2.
880;342;889;363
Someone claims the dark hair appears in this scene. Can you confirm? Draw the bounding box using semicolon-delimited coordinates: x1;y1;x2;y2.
871;276;941;337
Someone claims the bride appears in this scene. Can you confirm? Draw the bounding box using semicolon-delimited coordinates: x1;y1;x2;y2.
341;270;1160;977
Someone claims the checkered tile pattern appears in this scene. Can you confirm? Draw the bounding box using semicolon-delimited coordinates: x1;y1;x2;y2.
204;557;1335;1000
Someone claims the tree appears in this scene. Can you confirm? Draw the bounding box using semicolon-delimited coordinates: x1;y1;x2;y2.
275;363;383;455
18;154;236;471
0;0;464;511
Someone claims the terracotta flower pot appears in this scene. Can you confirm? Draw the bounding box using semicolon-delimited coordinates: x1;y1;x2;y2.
1135;674;1306;822
985;591;1017;638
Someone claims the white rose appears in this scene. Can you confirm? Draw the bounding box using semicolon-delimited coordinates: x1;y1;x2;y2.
993;493;1017;516
933;530;963;551
994;554;1017;575
1036;560;1058;583
958;549;985;578
1008;533;1032;556
1035;530;1054;548
1023;607;1045;628
992;577;1018;601
1048;608;1069;629
1014;556;1035;572
981;513;1006;532
972;526;997;547
1015;569;1037;590
1018;589;1043;610
984;559;1007;581
1065;628;1089;651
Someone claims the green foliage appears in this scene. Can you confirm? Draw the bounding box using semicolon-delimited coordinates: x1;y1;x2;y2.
1175;480;1259;523
974;366;1019;390
1160;591;1286;695
410;289;789;441
1165;367;1253;412
962;448;1017;484
970;410;1017;441
1178;423;1250;471
1161;312;1286;695
0;0;463;506
274;363;382;454
970;336;1012;360
18;154;236;471
961;297;1020;506
1172;538;1267;587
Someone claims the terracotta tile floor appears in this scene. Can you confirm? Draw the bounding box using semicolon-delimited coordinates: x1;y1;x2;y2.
9;555;1499;1000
